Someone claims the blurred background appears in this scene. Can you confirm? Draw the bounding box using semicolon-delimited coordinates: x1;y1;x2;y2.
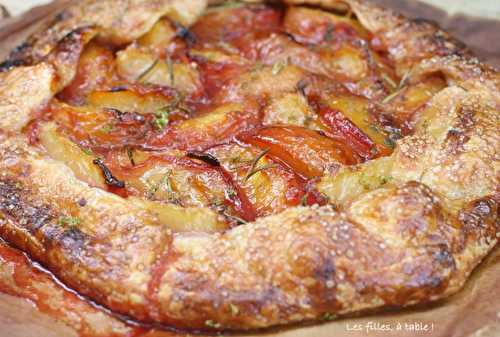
2;0;499;17
0;0;499;67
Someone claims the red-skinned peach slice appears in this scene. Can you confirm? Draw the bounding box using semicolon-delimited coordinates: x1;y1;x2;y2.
240;126;358;179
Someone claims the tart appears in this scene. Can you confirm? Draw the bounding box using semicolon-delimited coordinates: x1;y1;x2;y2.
0;0;498;332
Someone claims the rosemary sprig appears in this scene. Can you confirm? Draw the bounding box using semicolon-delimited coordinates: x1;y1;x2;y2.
383;137;396;149
381;67;413;104
164;174;174;197
136;58;159;83
244;148;275;182
224;213;248;225
226;188;237;200
153;92;187;130
166;55;175;86
217;41;238;54
381;87;404;104
147;170;175;200
126;147;135;166
244;164;277;181
398;68;413;89
324;23;334;42
381;72;397;90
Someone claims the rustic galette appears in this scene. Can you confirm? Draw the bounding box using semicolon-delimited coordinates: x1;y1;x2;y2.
0;0;498;332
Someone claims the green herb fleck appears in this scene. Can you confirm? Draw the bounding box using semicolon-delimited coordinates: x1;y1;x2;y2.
164;174;174;195
210;1;244;11
251;61;264;73
229;155;242;165
421;119;430;130
211;199;226;211
272;58;289;76
322;312;337;321
229;303;239;316
300;193;309;206
81;147;94;156
154;109;170;130
383;137;396;149
100;124;113;133
58;216;81;227
205;320;222;328
359;173;372;190
324;24;334;42
226;188;237;200
368;123;382;133
360;173;394;190
379;175;393;185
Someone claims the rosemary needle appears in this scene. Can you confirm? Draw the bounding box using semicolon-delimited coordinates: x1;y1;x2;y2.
136;58;159;83
244;148;276;182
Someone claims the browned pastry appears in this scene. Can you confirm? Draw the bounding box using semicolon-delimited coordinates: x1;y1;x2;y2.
0;0;498;332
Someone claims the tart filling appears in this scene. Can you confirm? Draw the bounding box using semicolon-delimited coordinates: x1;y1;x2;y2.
30;3;445;229
0;0;497;332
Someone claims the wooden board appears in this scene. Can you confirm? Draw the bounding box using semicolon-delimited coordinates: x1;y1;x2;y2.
0;2;499;337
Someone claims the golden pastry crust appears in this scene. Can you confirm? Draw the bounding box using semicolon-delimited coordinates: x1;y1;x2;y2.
0;0;498;332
